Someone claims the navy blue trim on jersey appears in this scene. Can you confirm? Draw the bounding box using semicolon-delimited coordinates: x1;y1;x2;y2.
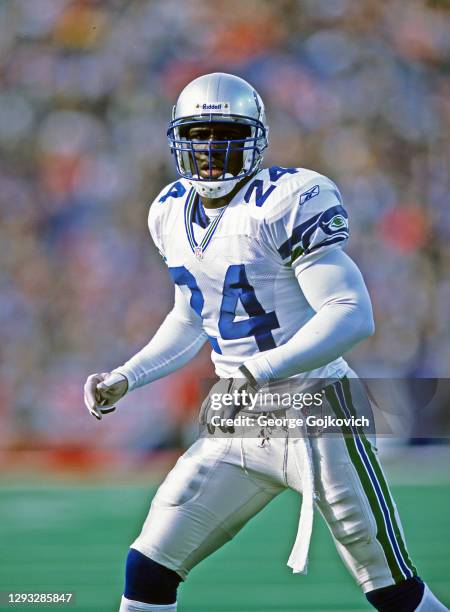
184;187;226;258
308;234;348;253
192;196;210;228
277;205;348;262
183;187;197;250
277;212;322;260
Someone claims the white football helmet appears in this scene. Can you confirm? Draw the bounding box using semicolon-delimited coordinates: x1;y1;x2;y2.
168;73;269;198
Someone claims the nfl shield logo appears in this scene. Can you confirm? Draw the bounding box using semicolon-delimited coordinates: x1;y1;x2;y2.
194;246;204;260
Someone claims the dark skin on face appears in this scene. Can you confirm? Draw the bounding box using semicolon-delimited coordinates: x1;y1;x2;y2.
184;122;256;209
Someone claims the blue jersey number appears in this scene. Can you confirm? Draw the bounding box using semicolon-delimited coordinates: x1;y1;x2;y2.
168;264;279;352
159;181;186;203
168;266;203;317
243;166;299;207
218;264;279;350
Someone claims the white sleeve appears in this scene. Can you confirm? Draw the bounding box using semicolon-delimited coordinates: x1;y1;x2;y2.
113;286;207;391
242;250;375;382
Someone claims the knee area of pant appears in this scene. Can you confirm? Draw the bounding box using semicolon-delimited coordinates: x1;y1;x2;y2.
124;548;181;605
330;514;374;547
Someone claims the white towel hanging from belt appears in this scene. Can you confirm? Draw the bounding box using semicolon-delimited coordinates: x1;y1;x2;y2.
287;433;316;574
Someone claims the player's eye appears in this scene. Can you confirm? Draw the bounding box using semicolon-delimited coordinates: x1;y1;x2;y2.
222;133;241;140
190;130;210;140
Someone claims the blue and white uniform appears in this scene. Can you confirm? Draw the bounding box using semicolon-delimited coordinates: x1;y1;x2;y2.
118;167;363;387
115;167;417;593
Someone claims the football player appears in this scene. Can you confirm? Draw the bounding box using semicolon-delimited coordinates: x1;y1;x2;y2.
84;73;447;612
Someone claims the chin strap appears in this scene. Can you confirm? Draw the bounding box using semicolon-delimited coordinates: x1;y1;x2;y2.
188;175;239;198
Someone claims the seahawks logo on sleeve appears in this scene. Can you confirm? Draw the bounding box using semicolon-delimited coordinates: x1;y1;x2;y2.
268;176;349;267
277;205;348;265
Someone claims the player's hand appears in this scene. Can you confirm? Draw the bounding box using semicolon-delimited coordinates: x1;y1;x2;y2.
199;368;259;434
83;372;128;420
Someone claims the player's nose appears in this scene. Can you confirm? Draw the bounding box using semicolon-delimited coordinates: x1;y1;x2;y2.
195;142;225;160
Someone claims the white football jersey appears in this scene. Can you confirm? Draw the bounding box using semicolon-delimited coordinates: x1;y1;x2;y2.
149;166;350;380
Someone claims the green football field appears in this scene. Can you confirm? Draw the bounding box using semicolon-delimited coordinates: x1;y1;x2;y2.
0;478;449;611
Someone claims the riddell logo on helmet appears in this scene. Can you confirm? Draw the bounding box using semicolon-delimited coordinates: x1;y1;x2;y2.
196;102;230;113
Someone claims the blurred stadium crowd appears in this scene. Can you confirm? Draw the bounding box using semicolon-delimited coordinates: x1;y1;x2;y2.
0;0;449;453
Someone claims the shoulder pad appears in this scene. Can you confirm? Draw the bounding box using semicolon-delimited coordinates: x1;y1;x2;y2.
255;169;348;268
148;179;190;257
243;167;341;221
